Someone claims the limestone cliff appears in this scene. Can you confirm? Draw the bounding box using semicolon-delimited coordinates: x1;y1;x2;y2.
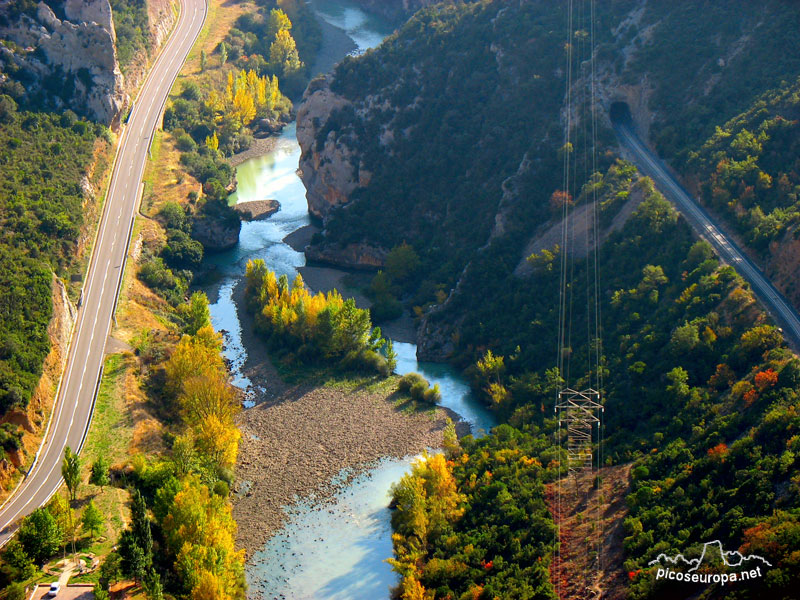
296;75;372;223
0;0;176;126
0;0;128;126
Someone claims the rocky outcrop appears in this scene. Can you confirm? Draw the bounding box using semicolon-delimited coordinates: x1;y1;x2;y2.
192;216;242;252
0;0;128;126
146;0;175;50
120;0;177;99
296;75;373;222
65;0;116;39
305;241;386;270
766;228;800;309
232;199;280;221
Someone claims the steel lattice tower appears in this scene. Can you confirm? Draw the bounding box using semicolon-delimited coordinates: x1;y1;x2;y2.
556;388;603;475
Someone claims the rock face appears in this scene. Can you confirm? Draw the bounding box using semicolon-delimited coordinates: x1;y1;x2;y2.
296;75;373;222
0;0;128;126
121;0;177;101
145;0;175;50
191;215;242;252
305;241;386;270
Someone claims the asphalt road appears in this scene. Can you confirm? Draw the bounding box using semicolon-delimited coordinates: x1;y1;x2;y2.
614;119;800;349
0;0;207;545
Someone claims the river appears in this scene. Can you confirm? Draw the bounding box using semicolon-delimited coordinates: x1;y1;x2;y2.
201;2;497;597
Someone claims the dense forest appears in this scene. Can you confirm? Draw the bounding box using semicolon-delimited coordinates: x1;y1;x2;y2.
385;161;800;598
0;100;107;416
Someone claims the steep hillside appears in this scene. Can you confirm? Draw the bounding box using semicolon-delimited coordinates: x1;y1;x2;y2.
294;1;800;598
297;0;800;314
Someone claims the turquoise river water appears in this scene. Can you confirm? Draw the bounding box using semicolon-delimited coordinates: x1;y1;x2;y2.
201;2;497;597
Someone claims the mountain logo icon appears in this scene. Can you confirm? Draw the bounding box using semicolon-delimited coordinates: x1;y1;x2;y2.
648;540;772;572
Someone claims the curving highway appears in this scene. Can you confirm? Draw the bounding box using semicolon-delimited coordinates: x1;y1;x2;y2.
614;118;800;350
0;0;207;545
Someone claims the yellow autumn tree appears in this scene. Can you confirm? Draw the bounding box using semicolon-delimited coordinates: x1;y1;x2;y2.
164;475;246;598
191;571;231;600
179;373;239;426
205;131;219;151
195;414;241;469
269;29;303;77
164;326;226;397
232;87;256;125
388;452;464;597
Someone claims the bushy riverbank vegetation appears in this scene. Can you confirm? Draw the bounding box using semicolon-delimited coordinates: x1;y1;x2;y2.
221;0;321;97
244;260;394;375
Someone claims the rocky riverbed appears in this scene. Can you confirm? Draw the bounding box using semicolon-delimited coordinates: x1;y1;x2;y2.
232;378;456;555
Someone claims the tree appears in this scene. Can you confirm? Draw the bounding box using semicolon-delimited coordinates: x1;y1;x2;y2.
82;500;104;540
195;414;241;470
1;539;35;581
162;476;245;595
90;456;110;490
670;321;699;355
130;490;153;558
220;41;228;65
143;567;164;600
165;328;225;397
200;49;207;72
0;94;17;124
4;582;25;600
181;291;211;335
477;350;505;384
384;339;398;373
99;552;123;587
118;530;147;582
385;243;420;283
269;29;302;77
17;507;62;564
93;583;110;600
171;434;197;477
267;8;292;38
61;445;81;502
163;229;204;269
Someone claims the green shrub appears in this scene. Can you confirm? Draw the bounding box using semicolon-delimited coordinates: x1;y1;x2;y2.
397;372;426;393
370;295;403;322
422;383;441;404
176;133;197;152
213;480;230;497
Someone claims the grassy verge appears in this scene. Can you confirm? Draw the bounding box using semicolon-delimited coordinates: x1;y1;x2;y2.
70;353;134;569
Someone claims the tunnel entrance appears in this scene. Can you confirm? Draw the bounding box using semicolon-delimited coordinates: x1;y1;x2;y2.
609;101;633;125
